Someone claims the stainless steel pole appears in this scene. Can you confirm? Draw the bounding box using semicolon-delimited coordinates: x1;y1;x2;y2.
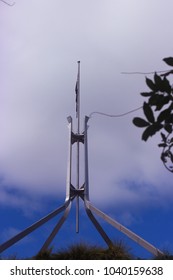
76;61;80;233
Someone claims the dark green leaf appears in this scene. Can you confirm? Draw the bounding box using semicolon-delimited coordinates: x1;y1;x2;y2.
156;96;171;111
154;73;171;93
161;132;166;142
157;108;171;123
164;124;172;133
158;143;167;148
142;123;163;141
166;113;173;124
133;117;150;127
143;102;155;123
171;153;173;164
145;77;157;91
149;94;170;111
161;152;167;163
140;92;153;97
154;73;163;88
162;77;172;94
163;57;173;67
149;94;162;106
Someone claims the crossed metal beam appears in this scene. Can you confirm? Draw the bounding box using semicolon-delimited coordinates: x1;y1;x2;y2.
0;116;163;256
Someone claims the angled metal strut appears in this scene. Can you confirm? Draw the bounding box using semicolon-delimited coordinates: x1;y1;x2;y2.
0;116;163;256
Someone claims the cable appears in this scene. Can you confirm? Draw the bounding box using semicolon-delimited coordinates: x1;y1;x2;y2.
88;106;142;119
121;70;170;75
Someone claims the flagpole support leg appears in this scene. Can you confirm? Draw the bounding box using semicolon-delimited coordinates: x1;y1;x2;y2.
85;200;163;256
0;203;68;254
39;200;72;253
84;200;113;248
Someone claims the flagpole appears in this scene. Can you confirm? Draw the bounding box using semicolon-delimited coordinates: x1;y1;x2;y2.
76;61;80;233
77;61;80;132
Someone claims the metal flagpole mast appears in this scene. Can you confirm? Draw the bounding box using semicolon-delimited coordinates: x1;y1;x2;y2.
0;62;164;257
76;61;80;233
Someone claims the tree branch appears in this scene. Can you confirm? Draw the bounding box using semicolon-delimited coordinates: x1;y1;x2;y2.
0;0;15;6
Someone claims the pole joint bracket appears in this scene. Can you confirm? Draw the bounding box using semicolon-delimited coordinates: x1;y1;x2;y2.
71;132;84;144
70;184;85;199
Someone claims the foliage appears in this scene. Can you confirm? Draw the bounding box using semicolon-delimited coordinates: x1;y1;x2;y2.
2;242;173;260
0;253;17;260
34;241;133;260
133;57;173;172
153;250;173;260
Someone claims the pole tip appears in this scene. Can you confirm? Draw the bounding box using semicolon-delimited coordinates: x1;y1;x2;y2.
77;61;80;64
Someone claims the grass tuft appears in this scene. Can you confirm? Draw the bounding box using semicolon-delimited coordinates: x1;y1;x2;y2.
34;240;134;260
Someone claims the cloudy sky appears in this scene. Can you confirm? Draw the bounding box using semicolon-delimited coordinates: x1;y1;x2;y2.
0;0;173;258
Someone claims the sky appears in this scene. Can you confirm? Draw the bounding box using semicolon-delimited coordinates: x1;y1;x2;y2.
0;0;173;259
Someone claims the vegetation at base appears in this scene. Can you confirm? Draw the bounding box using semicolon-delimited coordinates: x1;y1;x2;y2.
33;241;173;260
1;241;173;260
154;250;173;260
0;254;17;260
34;241;133;260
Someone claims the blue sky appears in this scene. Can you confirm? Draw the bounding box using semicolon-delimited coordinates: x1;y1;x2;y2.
0;0;173;259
